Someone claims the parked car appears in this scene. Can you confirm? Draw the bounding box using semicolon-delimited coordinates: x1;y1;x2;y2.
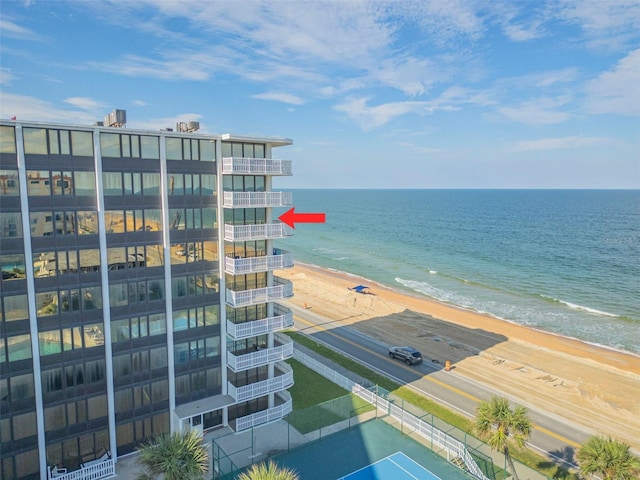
388;346;423;365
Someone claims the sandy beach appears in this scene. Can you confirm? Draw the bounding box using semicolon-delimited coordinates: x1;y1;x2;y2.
277;263;640;451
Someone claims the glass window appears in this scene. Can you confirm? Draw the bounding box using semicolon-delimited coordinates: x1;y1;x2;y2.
143;172;160;195
121;134;131;157
109;284;128;307
26;170;51;196
202;207;216;229
145;210;163;232
36;291;58;317
169;174;183;195
132;173;142;195
23;128;47;154
201;174;215;195
103;172;122;195
0;212;21;238
71;130;93;156
124;173;133;195
39;330;62;356
11;373;35;399
100;133;120;157
221;141;232;157
254;144;265;158
140;135;159;159
88;394;107;420
183;138;191;160
232;143;243;157
149;314;166;336
115;388;133;412
79;249;100;273
52;171;73;196
77;210;98;234
44;404;66;431
7;333;32;361
0;125;16;153
59;130;71;155
204;305;219;325
200;139;215;161
2;294;29;322
105;210;124;233
75;171;96;196
14;411;37;439
0;169;19;196
49;130;60;155
82;287;102;310
166;137;182;160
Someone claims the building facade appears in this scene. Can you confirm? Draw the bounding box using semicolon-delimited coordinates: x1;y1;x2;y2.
0;119;295;479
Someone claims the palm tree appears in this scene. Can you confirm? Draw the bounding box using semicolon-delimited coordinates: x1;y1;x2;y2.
475;396;532;480
136;429;208;480
576;435;640;480
237;460;299;480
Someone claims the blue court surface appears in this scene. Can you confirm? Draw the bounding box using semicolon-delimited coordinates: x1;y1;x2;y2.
339;452;442;480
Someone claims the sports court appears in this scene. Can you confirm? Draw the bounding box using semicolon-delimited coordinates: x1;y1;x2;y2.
339;452;444;480
264;419;475;480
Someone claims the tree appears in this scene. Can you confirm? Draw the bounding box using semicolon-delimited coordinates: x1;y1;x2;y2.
475;396;532;480
136;430;208;480
237;460;299;480
576;435;640;480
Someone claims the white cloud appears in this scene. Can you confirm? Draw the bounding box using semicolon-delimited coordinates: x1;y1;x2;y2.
499;98;571;125
0;19;45;41
0;92;100;124
132;100;147;106
508;135;615;152
584;48;640;116
252;93;305;105
0;68;14;86
64;97;105;110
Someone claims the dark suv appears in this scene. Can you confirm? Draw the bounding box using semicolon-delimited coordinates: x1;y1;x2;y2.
388;346;423;365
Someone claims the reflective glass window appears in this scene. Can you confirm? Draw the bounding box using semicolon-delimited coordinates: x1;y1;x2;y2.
140;135;159;159
1;294;29;322
77;210;98;234
1;254;25;280
0;169;19;196
103;172;122;195
7;333;32;361
200;139;215;161
52;171;73;196
221;141;232;157
48;130;60;154
81;286;102;310
26;170;51;196
71;130;93;156
75;171;96;196
105;210;125;233
143;172;160;195
0;211;21;238
100;133;120;157
201;174;215;195
166;137;182;160
0;125;16;153
23;128;47;154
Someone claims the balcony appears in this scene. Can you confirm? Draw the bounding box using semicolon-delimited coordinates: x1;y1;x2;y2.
234;391;293;432
227;303;293;340
224;223;294;242
223;191;293;208
222;157;292;176
225;249;293;275
228;362;294;402
226;277;293;308
227;332;294;372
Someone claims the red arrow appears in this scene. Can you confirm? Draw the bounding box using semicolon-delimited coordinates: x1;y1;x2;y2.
278;207;326;229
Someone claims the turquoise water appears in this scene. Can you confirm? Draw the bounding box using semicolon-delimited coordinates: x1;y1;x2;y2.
275;190;640;354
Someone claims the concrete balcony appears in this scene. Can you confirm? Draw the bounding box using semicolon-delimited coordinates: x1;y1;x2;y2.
225;249;293;275
226;277;293;308
226;303;293;340
234;391;292;432
224;222;294;242
228;362;294;402
227;332;293;372
223;191;293;208
222;157;292;176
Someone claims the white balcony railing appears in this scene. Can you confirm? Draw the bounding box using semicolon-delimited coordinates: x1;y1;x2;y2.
47;458;115;480
226;277;293;308
224;223;294;242
227;304;293;340
228;363;294;402
222;157;292;176
223;191;293;208
227;333;294;371
225;249;293;275
234;391;293;432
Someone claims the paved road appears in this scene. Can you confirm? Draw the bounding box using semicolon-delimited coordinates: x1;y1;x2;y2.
287;303;594;471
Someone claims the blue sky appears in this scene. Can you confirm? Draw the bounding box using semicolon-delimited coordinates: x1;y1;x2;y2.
1;0;639;188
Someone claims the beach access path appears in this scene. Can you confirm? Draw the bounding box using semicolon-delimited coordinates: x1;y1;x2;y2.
276;264;640;457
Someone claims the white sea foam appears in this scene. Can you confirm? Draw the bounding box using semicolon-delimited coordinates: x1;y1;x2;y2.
541;295;620;318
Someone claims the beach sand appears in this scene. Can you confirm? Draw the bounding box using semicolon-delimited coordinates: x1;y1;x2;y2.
277;263;640;451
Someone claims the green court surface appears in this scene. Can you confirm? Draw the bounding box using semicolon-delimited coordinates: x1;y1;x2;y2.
265;419;475;480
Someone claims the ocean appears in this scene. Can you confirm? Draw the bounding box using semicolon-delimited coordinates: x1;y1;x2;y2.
274;190;640;355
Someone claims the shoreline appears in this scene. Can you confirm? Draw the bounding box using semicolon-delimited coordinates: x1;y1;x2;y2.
277;262;640;450
298;261;640;364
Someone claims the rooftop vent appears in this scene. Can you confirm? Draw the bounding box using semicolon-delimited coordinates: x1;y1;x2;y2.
104;109;127;128
176;121;200;133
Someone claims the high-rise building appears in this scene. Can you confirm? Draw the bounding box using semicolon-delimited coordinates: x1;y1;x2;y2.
0;117;295;480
